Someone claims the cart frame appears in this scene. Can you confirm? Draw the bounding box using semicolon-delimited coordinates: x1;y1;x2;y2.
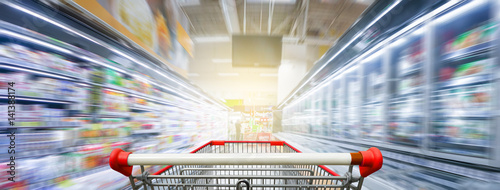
110;141;383;190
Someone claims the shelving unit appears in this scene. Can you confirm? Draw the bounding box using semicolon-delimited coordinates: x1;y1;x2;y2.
0;9;229;190
281;0;500;172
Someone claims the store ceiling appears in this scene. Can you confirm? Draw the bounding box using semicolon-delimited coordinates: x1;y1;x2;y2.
180;0;374;106
179;0;373;45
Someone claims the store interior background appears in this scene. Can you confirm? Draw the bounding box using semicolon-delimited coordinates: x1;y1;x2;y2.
0;0;499;189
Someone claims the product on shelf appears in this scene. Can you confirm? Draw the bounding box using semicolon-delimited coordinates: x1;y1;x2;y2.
101;89;129;116
0;72;80;101
442;21;497;54
440;59;493;82
398;39;424;72
0;43;82;77
440;84;491;112
433;119;489;145
399;73;422;93
0;104;82;127
105;68;124;87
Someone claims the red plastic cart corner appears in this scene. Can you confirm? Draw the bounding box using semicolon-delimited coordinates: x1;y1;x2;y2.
109;148;133;177
358;147;383;177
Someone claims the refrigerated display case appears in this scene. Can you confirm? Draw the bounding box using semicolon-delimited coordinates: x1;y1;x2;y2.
388;29;426;147
361;53;386;142
430;0;497;158
343;66;361;138
311;88;322;135
312;86;328;136
329;78;342;138
320;85;330;136
280;0;500;173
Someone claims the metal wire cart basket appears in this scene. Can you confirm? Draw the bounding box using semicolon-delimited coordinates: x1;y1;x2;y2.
110;141;383;190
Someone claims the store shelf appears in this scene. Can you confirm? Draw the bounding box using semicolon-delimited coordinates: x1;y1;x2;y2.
437;74;493;89
0;124;81;129
129;105;160;112
436;110;494;118
364;100;383;105
0;147;72;162
399;63;423;77
0;57;83;80
17;147;75;159
434;141;489;148
371;80;384;87
99;112;130;118
436;148;486;157
130;117;161;122
131;129;162;135
399;87;422;96
440;41;494;62
391;114;424;120
105;84;177;107
0;95;76;104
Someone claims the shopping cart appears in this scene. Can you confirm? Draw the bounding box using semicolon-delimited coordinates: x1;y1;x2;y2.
110;141;383;190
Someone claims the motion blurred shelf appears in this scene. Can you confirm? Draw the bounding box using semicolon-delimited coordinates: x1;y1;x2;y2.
0;95;76;104
440;40;495;62
399;62;423;77
437;72;493;89
281;0;500;168
0;58;83;80
0;5;228;190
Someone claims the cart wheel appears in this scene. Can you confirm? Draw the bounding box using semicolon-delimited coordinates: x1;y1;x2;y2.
236;179;251;190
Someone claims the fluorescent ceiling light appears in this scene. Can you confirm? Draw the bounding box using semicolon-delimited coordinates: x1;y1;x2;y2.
188;73;200;77
218;73;239;76
193;36;230;43
212;59;232;63
260;73;279;77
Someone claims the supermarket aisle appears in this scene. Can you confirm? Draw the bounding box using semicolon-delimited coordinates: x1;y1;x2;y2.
1;0;500;189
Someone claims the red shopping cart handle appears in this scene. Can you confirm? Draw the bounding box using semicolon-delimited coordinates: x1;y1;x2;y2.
109;148;133;176
358;147;383;177
109;141;383;178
